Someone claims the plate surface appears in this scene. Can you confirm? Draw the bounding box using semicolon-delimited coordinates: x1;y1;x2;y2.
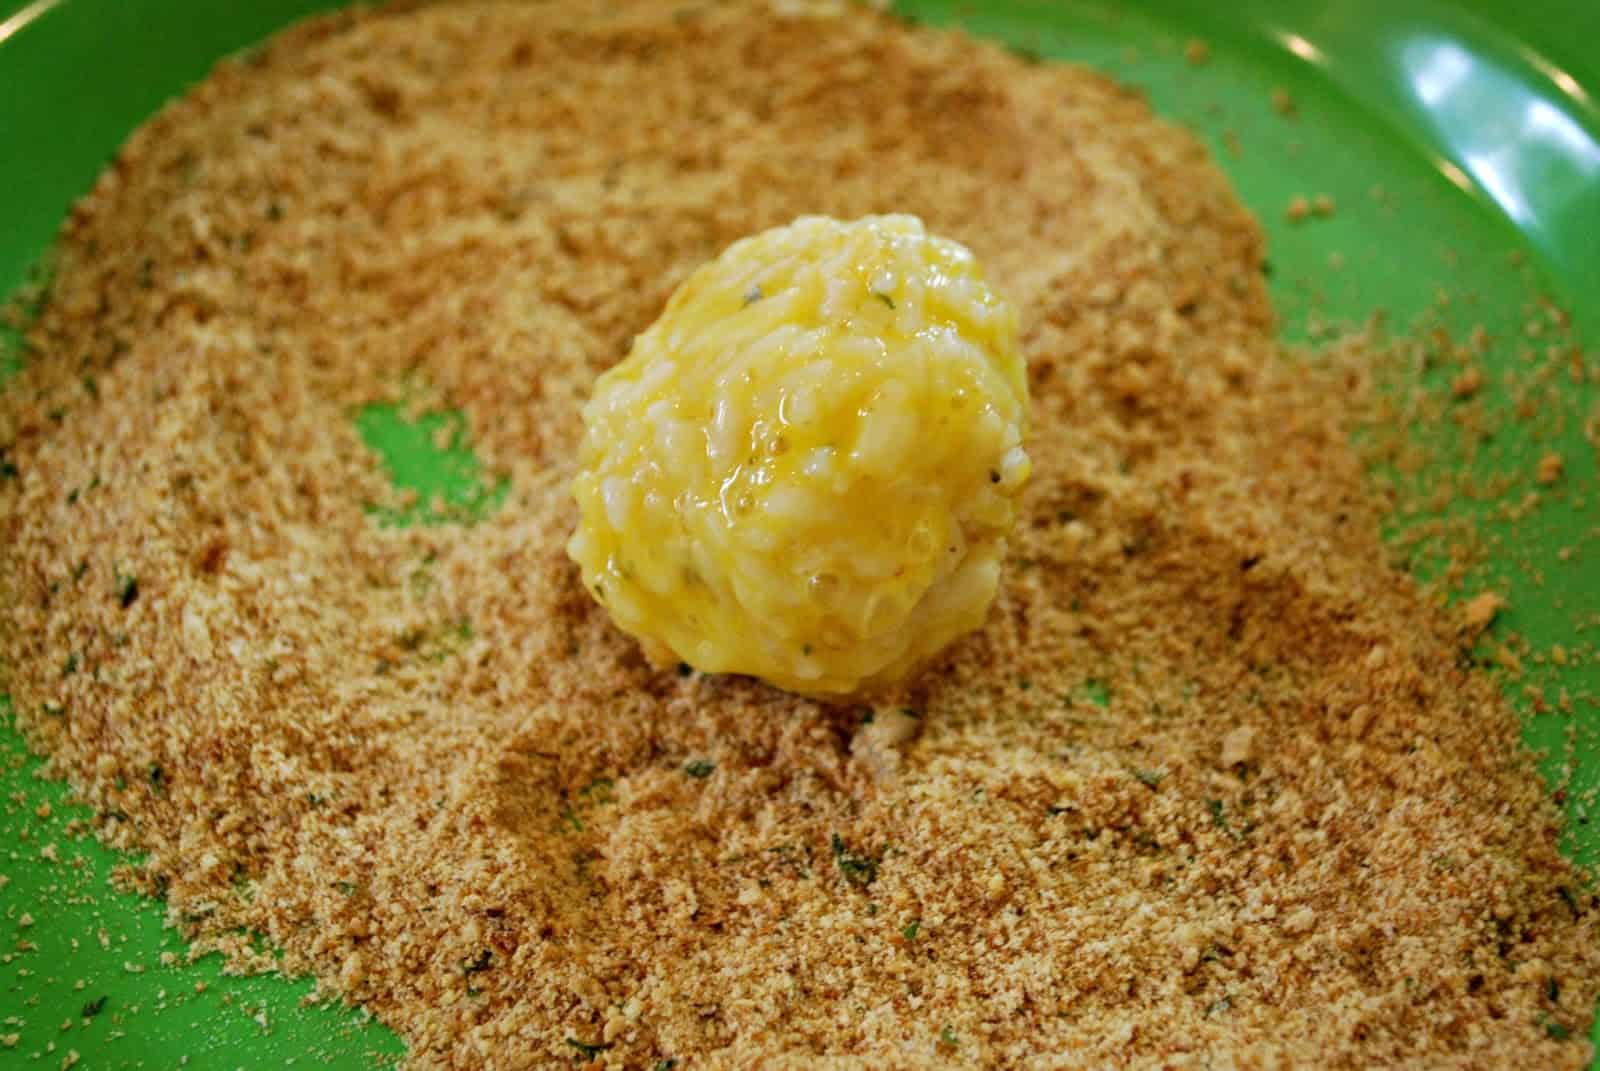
2;0;1597;1065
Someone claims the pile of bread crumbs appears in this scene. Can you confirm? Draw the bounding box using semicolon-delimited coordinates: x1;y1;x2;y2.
2;2;1598;1067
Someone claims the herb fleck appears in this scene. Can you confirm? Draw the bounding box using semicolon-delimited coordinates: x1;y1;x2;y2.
566;1037;613;1060
684;759;715;779
1206;798;1229;831
831;833;878;888
80;996;108;1019
902;920;920;941
1077;679;1110;707
462;949;492;975
116;574;139;608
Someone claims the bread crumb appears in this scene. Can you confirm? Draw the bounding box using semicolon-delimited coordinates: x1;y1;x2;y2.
1286;195;1310;222
1270;86;1296;116
1312;193;1336;218
1536;452;1564;485
1221;726;1256;766
1452;366;1484;399
1462;592;1507;633
1184;38;1210;65
17;914;34;929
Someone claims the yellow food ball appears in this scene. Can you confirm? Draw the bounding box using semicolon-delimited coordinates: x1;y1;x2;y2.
568;215;1030;697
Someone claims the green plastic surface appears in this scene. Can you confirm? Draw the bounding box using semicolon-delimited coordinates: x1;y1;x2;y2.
2;0;1597;1066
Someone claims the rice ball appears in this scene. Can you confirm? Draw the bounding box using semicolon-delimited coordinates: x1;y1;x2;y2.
567;214;1029;697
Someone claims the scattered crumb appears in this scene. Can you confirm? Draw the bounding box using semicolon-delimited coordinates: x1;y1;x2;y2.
1312;193;1336;218
1452;366;1485;399
1270;86;1296;116
1538;452;1565;486
1286;194;1310;222
1184;38;1210;65
1463;592;1508;633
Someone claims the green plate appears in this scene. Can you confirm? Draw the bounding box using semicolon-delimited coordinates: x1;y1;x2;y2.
2;0;1597;1066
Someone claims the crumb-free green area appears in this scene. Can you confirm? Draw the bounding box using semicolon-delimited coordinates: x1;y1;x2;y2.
2;0;1598;1066
353;403;508;527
